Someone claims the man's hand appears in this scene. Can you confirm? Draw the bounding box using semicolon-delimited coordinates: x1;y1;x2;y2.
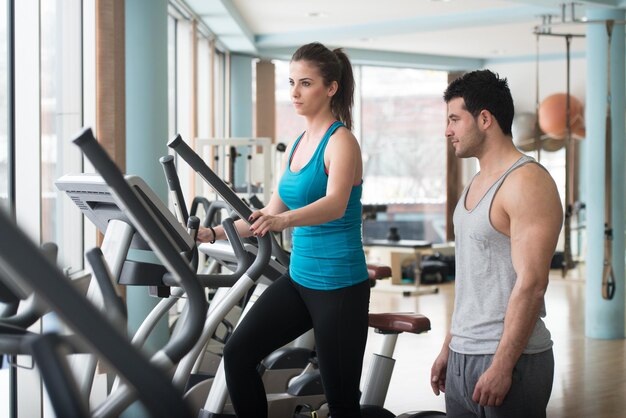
248;210;289;237
472;365;512;406
430;350;448;396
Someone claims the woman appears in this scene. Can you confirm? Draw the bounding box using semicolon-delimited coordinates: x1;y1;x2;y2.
198;42;369;418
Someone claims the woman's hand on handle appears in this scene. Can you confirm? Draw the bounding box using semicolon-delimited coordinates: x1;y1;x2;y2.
248;210;289;237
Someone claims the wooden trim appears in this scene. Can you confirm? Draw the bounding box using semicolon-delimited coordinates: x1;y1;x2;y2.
225;51;231;138
95;0;125;171
209;39;216;170
255;60;276;147
209;40;215;138
95;0;126;298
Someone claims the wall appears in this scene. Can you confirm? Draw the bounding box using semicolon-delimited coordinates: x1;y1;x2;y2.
487;55;587;115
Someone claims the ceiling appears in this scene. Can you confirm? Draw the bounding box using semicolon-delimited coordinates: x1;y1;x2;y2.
186;0;626;70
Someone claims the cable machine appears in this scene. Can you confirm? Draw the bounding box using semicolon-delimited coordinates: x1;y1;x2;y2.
534;3;622;299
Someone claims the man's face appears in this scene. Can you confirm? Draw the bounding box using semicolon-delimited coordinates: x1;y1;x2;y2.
445;97;486;159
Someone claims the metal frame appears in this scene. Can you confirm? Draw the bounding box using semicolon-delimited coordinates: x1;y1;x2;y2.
196;137;273;205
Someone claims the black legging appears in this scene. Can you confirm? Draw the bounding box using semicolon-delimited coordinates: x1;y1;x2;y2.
223;274;370;418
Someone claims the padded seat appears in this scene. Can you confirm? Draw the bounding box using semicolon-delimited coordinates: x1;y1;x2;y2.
368;313;431;334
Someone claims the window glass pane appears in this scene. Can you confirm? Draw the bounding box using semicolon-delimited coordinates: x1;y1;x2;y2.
274;60;448;242
40;0;57;243
531;148;573;256
40;1;82;271
214;50;225;138
539;149;565;206
0;0;9;410
0;0;8;212
274;59;304;145
360;66;448;243
167;15;176;139
197;37;211;138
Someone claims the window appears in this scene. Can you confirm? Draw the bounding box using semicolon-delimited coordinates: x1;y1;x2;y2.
197;37;212;139
167;7;225;210
360;67;447;204
360;67;448;243
0;2;10;413
529;147;576;256
274;60;448;243
40;0;57;242
167;14;177;139
0;0;8;213
539;149;566;209
214;49;226;138
274;59;305;145
40;0;83;271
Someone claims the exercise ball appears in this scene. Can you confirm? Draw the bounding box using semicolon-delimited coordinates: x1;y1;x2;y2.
538;93;585;140
512;112;540;151
541;136;565;152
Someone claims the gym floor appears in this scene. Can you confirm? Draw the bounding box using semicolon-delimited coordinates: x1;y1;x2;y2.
364;267;626;418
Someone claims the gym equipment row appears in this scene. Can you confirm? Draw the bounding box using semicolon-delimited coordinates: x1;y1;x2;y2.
0;127;446;417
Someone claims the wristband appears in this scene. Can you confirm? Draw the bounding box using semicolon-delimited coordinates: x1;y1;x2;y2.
208;226;216;244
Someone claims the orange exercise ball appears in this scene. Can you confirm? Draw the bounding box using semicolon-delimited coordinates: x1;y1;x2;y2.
538;93;585;140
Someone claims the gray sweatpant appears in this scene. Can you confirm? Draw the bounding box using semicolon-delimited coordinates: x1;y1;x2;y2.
445;348;554;418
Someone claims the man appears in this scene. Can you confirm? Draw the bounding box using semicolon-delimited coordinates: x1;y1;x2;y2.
430;70;562;418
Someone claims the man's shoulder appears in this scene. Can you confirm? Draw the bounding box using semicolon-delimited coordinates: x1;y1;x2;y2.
499;160;562;220
503;160;557;193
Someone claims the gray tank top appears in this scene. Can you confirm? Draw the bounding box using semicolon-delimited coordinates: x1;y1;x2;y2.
449;155;552;355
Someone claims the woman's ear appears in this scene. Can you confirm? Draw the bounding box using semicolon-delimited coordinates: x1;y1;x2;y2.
327;80;339;97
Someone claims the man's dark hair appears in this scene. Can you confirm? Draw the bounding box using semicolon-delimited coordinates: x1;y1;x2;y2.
443;70;514;136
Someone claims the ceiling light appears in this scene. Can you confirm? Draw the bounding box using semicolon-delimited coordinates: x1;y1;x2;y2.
307;11;328;18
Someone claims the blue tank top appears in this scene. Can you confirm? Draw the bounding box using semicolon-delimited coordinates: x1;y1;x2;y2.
278;121;368;290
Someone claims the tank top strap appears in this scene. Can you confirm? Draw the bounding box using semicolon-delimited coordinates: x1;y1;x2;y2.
287;131;306;164
315;120;345;159
495;155;535;186
487;155;536;204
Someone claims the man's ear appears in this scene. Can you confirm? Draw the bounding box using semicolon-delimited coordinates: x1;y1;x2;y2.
479;110;493;130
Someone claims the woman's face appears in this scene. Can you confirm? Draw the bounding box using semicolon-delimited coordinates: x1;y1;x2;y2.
289;59;336;117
